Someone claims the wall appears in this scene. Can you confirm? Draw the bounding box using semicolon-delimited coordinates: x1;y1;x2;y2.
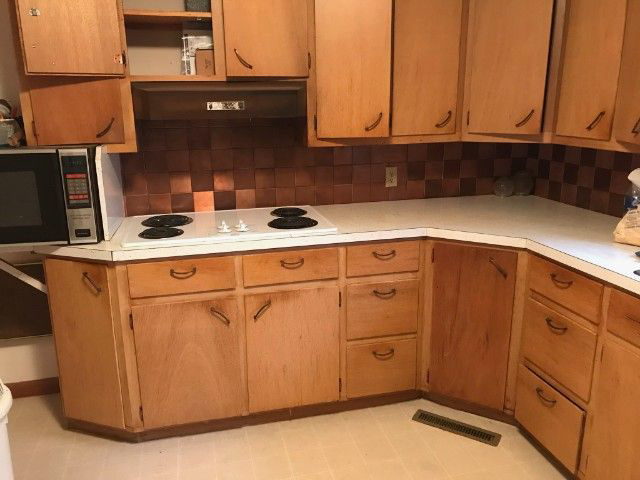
122;119;638;218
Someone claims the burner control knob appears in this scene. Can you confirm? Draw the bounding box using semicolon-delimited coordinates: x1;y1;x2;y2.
236;220;249;232
218;221;231;233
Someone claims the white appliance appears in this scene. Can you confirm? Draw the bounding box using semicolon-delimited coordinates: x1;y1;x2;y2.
120;206;338;248
0;380;13;480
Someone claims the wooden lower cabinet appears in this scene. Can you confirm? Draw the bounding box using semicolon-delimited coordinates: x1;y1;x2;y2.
131;298;245;429
429;242;517;410
245;287;340;412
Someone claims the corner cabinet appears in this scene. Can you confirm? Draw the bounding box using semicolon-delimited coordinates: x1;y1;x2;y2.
314;0;392;138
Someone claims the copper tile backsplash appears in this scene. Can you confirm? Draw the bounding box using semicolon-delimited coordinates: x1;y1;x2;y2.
121;119;640;218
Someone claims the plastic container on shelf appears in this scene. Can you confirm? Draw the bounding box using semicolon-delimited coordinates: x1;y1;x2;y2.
0;380;14;480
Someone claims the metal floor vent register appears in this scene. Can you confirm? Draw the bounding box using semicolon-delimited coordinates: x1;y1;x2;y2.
412;409;501;447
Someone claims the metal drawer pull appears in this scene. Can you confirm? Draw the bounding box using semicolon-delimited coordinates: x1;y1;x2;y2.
515;109;535;128
234;49;253;69
96;117;115;138
545;317;568;335
365;112;383;132
586;111;605;131
550;273;573;289
488;257;508;279
372;249;396;260
373;288;397;299
82;272;102;295
435;110;452;128
632;117;640;135
280;258;305;269
209;307;230;326
535;387;557;407
372;348;395;360
170;267;197;279
253;300;272;321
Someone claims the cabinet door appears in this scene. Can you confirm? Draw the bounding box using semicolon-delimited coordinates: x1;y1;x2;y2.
29;77;125;145
245;287;339;412
392;0;462;136
223;0;308;77
430;243;517;410
555;0;627;140
585;339;640;480
132;298;245;429
15;0;125;75
613;0;640;145
465;0;553;134
45;259;124;428
315;0;392;138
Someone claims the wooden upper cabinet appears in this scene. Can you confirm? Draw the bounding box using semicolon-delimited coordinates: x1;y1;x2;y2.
132;298;246;429
555;0;627;140
392;0;462;136
15;0;125;75
465;0;553;135
315;0;392;138
430;243;517;410
584;339;640;480
28;77;125;145
613;0;640;145
223;0;308;77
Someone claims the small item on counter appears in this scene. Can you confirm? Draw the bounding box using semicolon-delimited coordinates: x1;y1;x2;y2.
493;176;515;197
185;0;211;12
625;169;640;210
195;48;214;76
614;169;640;246
512;170;534;195
0;100;24;147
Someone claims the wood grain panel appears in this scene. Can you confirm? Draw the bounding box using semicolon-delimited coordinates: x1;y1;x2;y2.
346;338;417;398
132;298;245;429
346;241;420;277
315;0;392;138
391;0;462;136
607;289;640;348
127;256;235;298
242;248;338;287
521;298;597;401
515;365;584;472
555;0;627;140
430;243;517;410
346;280;418;340
465;0;553;134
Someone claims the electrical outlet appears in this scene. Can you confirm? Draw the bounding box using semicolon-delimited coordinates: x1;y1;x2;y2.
385;166;398;187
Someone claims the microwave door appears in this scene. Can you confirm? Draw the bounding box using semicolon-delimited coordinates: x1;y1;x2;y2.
0;151;69;246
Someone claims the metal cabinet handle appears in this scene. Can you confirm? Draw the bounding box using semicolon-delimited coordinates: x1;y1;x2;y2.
170;267;197;279
488;257;508;279
545;317;568;335
372;249;396;260
435;110;452;128
96;117;115;138
515;109;535;128
550;273;573;289
234;49;253;70
210;307;230;326
253;300;272;321
586;111;605;131
632;117;640;135
372;348;395;360
535;387;557;407
82;272;102;295
373;288;397;299
365;112;383;132
280;258;305;270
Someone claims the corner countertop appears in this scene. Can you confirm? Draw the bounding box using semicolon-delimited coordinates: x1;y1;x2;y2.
34;196;640;295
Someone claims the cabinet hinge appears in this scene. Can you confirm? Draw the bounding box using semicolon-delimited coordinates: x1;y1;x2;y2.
308;51;311;70
129;313;134;330
139;406;144;422
115;51;126;66
313;115;317;132
339;291;342;307
339;377;342;393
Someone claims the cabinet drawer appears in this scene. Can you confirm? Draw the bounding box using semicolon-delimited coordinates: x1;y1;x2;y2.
515;365;584;472
608;289;640;348
347;241;420;277
528;255;603;322
346;280;419;340
522;298;597;401
346;338;416;398
242;248;338;287
127;257;235;298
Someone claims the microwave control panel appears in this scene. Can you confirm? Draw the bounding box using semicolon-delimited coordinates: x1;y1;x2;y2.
61;154;92;209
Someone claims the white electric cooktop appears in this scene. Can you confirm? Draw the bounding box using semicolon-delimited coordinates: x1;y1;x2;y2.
120;206;338;248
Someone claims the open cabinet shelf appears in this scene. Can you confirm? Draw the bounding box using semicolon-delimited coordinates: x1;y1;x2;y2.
123;9;212;25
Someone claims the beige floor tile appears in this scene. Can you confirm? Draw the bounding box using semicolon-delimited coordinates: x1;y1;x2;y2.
365;459;412;480
281;425;322;452
330;464;371;480
288;447;329;476
322;442;366;471
215;459;255;480
355;436;399;464
402;455;449;480
292;472;333;480
178;463;218;480
251;452;292;480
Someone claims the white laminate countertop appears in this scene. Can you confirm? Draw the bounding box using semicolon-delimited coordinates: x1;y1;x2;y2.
34;196;640;295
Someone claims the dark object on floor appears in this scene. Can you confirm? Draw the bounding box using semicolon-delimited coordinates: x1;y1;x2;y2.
412;409;502;447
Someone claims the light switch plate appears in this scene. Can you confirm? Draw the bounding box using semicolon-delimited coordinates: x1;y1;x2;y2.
385;166;398;187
